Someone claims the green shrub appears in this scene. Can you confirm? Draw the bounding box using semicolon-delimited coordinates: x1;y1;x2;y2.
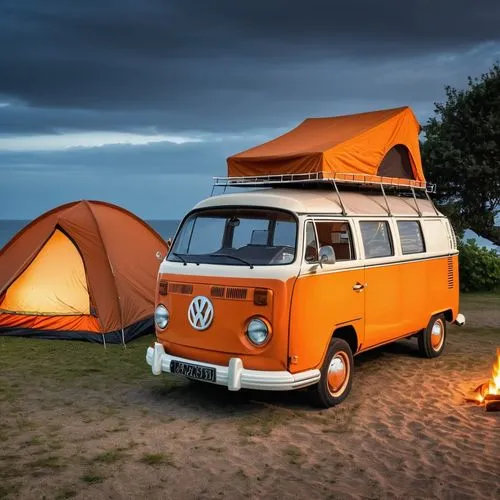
458;239;500;292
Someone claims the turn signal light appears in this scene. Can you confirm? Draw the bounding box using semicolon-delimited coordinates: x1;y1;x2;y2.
158;280;168;296
254;288;268;306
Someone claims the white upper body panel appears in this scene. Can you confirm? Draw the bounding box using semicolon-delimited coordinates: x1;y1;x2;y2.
195;188;443;218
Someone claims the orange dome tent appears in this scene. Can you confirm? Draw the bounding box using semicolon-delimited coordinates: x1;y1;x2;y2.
227;106;425;186
0;201;168;344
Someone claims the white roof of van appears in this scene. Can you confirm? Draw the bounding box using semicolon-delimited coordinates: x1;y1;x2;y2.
194;188;443;217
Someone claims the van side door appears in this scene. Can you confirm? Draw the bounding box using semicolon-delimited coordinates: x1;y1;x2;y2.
288;218;365;373
358;219;403;348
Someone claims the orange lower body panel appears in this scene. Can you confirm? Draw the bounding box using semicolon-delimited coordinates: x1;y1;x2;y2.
0;313;100;332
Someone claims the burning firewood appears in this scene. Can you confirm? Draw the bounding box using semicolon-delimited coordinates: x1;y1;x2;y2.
485;401;500;412
466;349;500;411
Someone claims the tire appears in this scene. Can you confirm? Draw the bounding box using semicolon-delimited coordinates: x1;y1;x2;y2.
310;338;354;408
418;313;447;358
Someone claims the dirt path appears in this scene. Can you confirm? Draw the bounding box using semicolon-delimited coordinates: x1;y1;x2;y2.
1;294;499;499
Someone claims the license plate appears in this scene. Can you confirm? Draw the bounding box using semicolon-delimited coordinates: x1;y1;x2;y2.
170;360;216;382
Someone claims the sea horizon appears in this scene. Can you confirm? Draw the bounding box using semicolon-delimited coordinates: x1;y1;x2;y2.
0;219;180;249
1;218;498;254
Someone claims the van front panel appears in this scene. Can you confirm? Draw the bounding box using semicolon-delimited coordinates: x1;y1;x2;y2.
155;273;296;371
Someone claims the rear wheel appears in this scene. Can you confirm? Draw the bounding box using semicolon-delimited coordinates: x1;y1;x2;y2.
418;313;447;358
310;338;353;408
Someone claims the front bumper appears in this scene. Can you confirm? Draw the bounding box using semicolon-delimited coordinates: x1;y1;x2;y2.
146;342;320;391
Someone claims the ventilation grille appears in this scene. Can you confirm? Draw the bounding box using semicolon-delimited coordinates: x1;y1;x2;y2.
158;280;168;296
211;286;225;298
447;257;454;289
169;283;193;295
225;287;248;300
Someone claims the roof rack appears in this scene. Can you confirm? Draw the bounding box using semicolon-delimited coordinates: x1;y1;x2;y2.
212;172;436;193
211;172;439;217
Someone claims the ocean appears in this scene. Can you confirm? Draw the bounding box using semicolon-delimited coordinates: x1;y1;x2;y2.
0;220;180;250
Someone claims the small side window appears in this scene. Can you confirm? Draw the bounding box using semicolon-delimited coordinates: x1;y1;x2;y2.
360;221;394;258
315;221;356;261
397;221;425;254
304;221;318;262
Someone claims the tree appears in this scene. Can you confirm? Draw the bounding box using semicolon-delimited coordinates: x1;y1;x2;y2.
422;63;500;245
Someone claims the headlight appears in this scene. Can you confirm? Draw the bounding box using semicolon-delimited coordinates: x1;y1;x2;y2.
154;304;169;329
246;318;269;346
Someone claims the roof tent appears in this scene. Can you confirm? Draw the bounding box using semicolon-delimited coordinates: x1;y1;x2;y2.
225;106;426;189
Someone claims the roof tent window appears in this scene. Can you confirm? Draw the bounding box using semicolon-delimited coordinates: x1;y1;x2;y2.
397;221;425;254
377;145;415;179
360;221;394;259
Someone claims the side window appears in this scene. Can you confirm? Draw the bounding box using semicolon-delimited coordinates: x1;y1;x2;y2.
397;221;425;254
315;221;355;261
359;221;394;258
304;221;318;262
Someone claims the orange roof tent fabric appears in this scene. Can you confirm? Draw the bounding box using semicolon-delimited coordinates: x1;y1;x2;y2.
227;106;425;184
0;201;168;343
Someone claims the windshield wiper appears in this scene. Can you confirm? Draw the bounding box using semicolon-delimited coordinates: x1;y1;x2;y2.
211;253;254;269
172;252;188;265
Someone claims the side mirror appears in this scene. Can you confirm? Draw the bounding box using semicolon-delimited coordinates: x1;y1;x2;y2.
319;245;336;265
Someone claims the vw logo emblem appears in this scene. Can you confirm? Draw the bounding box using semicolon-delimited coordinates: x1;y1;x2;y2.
188;296;214;331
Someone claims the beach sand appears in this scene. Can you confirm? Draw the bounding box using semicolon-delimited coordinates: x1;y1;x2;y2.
1;294;499;499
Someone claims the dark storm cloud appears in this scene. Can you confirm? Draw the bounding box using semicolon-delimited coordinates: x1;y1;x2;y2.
0;0;499;133
0;137;256;175
1;0;500;219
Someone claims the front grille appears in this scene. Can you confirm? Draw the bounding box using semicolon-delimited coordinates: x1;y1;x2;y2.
447;257;454;289
225;287;248;300
211;286;225;298
168;283;193;295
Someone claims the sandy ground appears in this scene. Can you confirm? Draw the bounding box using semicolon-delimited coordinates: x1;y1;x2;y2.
0;294;499;500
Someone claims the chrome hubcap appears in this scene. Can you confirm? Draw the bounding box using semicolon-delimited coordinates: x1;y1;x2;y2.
431;319;444;351
327;352;350;397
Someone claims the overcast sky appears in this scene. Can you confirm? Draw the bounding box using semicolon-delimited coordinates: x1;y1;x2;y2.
1;0;499;220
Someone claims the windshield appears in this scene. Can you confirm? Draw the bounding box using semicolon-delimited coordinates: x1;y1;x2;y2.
168;208;297;266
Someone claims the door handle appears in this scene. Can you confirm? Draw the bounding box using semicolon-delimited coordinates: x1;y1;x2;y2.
353;282;366;291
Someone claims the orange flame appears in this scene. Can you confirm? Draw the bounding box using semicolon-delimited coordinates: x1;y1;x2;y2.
487;348;500;395
481;348;500;400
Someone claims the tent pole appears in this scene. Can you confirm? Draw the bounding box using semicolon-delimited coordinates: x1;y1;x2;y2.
121;328;126;349
102;333;107;350
425;190;440;216
380;184;392;216
331;179;347;216
410;187;422;217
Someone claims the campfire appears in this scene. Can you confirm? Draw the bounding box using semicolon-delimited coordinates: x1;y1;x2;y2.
466;348;500;412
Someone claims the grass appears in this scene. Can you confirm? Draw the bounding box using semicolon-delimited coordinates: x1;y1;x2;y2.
80;473;105;484
139;452;175;467
0;335;156;389
28;455;66;475
89;450;124;464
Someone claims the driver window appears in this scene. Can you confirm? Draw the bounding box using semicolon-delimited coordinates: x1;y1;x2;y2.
315;221;355;261
304;221;318;262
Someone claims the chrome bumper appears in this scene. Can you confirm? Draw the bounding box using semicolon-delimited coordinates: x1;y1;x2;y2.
146;342;320;391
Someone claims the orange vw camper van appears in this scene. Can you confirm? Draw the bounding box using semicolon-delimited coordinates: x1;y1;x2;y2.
146;107;465;407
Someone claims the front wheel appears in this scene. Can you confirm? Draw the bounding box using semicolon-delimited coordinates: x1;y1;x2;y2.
310;338;354;408
418;313;447;358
